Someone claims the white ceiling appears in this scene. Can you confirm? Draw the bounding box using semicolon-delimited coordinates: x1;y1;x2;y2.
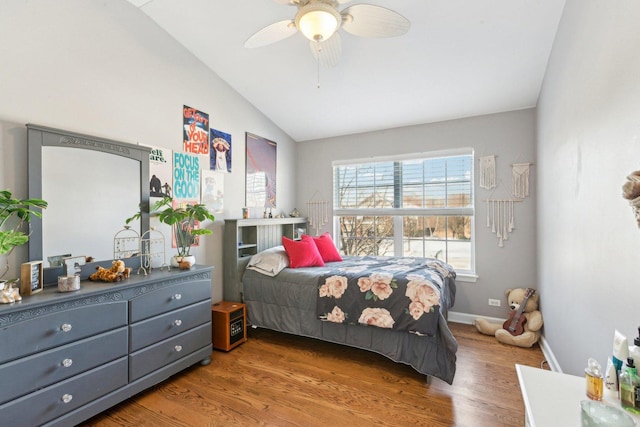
126;0;565;142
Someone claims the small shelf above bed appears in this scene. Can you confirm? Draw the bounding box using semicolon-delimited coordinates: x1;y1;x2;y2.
224;217;308;302
238;244;257;249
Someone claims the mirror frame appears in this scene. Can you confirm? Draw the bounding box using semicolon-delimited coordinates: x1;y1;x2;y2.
27;124;151;283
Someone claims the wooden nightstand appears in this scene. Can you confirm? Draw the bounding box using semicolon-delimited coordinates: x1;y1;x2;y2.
211;301;247;351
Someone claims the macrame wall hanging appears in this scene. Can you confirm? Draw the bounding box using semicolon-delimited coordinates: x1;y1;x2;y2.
512;163;532;198
479;155;496;190
485;199;521;247
307;199;328;236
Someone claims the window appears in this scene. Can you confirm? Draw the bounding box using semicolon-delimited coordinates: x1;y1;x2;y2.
333;149;474;275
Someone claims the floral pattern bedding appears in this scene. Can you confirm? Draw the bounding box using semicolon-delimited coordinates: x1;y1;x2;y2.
317;256;456;336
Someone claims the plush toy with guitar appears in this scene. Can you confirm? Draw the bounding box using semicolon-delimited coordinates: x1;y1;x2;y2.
475;287;543;348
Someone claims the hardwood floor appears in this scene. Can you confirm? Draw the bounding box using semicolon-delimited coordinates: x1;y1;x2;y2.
81;322;547;427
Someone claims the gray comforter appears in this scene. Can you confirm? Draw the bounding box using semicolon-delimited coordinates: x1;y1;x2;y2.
242;256;458;384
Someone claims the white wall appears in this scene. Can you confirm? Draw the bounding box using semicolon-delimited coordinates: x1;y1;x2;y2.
0;0;298;301
538;0;640;375
296;109;537;318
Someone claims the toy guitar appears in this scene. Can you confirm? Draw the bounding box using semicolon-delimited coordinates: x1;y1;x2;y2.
503;288;535;336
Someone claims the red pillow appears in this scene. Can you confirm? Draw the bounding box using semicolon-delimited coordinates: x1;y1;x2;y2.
304;233;343;262
282;236;325;268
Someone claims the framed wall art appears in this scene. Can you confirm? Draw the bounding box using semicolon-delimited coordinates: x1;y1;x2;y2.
20;260;43;295
245;132;277;209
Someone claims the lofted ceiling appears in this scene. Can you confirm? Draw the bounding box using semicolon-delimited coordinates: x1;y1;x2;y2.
126;0;565;142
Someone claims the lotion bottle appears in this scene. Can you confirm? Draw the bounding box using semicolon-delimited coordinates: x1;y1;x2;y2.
607;330;629;394
619;357;640;413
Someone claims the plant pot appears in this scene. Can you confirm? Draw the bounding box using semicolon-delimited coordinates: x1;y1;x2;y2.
171;255;196;269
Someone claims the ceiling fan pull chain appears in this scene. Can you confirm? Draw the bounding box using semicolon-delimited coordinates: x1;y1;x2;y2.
316;44;321;89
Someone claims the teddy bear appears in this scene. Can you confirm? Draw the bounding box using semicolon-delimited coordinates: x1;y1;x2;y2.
89;260;128;282
474;287;543;348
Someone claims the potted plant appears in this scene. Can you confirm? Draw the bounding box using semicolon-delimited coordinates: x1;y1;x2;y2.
0;189;48;280
127;196;215;268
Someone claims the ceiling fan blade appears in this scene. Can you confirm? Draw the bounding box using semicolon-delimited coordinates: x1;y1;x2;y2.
310;32;342;68
244;20;297;48
341;4;410;38
272;0;348;3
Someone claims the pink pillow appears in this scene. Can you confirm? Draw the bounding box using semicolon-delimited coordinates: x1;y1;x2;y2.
282;236;325;268
304;233;343;262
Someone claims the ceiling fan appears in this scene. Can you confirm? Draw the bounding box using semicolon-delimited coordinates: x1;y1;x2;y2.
244;0;410;68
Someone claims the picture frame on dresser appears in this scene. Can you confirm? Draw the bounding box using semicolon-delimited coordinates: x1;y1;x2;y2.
20;260;43;296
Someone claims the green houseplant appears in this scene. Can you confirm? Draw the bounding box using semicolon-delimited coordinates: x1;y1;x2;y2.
127;196;215;266
0;190;48;280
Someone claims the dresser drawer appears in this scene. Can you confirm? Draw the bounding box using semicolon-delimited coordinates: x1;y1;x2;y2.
129;323;211;381
129;300;211;352
0;301;127;364
0;357;127;427
0;327;127;405
129;278;211;322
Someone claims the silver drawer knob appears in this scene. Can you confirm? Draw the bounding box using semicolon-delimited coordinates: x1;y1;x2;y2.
61;394;73;403
60;323;72;332
172;293;182;301
174;345;183;352
62;358;73;368
173;319;182;327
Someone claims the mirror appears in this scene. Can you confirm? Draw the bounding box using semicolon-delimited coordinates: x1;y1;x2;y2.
27;124;150;280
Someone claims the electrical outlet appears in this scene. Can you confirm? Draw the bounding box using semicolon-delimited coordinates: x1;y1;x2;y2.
488;299;501;307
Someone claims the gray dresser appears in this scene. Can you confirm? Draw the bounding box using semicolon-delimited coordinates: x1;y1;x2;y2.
0;265;213;426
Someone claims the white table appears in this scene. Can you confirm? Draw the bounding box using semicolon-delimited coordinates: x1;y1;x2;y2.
516;364;640;426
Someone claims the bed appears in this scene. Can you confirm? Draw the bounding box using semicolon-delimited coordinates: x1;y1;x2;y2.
239;240;458;385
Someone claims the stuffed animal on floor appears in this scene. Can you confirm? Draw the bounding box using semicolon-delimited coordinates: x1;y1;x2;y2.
475;287;543;348
89;260;127;282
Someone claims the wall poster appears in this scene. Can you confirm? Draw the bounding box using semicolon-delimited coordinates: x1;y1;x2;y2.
245;132;276;209
149;146;173;200
173;152;200;202
183;105;209;155
171;199;202;249
201;169;224;216
210;128;231;173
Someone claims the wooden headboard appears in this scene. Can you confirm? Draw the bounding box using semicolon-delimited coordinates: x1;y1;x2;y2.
223;217;308;302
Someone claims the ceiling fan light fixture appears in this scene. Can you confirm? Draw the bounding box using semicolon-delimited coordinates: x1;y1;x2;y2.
295;3;341;42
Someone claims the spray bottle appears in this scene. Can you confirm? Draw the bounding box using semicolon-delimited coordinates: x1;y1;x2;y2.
620;357;640;413
629;327;640;369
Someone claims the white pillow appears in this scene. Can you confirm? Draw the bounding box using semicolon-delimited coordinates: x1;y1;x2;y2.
246;246;289;276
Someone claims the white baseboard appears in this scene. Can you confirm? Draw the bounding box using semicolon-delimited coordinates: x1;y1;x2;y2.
538;334;561;372
448;311;505;325
449;311;559;372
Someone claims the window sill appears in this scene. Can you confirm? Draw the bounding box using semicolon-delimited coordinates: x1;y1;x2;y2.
456;273;478;283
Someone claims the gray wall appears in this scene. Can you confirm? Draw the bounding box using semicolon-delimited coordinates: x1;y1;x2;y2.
537;0;640;374
296;109;538;320
0;0;298;302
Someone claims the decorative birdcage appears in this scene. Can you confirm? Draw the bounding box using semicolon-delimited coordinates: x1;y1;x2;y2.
138;227;170;275
113;226;140;260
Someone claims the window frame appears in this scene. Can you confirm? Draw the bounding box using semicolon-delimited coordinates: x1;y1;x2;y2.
332;148;476;277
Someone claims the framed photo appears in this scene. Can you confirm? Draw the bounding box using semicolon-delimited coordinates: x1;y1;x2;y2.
245;132;277;209
21;261;43;296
